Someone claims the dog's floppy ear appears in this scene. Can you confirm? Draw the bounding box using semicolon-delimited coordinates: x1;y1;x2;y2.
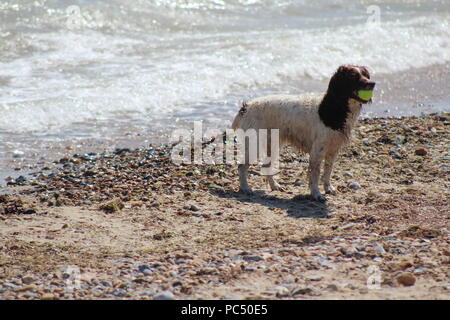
327;65;353;98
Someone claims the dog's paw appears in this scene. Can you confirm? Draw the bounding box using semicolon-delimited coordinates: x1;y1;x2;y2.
239;186;253;194
269;182;285;192
311;192;327;202
324;184;337;195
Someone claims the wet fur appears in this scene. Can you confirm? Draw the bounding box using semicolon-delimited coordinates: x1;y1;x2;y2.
232;65;374;201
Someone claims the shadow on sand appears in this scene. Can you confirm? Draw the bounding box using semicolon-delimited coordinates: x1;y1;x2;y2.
211;188;330;219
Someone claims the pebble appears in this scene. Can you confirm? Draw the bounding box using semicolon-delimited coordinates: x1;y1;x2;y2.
112;289;128;297
291;287;313;296
199;266;216;275
275;286;290;298
41;293;56;300
413;267;429;274
342;223;357;230
244;266;257;272
397;272;416;286
187;205;199;212
294;179;302;186
100;280;112;287
397;261;413;271
415;148;428;156
316;257;335;269
22;276;35;285
347;181;361;190
16;285;35;292
391;151;402;159
305;275;323;281
326;284;339;292
12;150;24;158
343;171;353;177
138;265;152;274
374;243;386;255
242;254;264;262
153;290;175;300
339;246;362;258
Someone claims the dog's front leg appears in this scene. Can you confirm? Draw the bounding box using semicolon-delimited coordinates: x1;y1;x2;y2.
308;144;326;202
322;151;338;195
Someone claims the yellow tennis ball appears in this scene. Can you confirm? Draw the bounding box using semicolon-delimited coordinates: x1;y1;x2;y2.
357;90;373;101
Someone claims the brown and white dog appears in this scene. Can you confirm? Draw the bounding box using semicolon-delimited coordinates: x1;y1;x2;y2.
232;65;375;201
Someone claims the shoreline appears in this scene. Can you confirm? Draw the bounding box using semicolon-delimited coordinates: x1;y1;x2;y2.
2;61;450;182
0;113;449;299
2;108;449;186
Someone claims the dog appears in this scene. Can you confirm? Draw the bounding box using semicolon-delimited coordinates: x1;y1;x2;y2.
231;65;376;201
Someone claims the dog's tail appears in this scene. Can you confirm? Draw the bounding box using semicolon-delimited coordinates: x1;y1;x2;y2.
232;101;248;129
201;101;248;147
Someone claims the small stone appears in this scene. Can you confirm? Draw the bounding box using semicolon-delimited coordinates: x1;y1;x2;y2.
244;266;257;272
23;209;37;215
242;254;263;262
184;205;199;212
153;291;175;300
397;260;413;271
326;284;338;292
16;285;35;292
13;150;24;158
100;280;112;287
275;286;290;297
343;171;353;178
413;267;429;274
141;269;152;276
342;223;357;230
359;288;369;294
198;266;216;275
305;275;323;281
99;199;124;214
339;246;362;258
374;243;386;255
112;289;128;297
22;276;35;285
41;293;56;300
294;179;302;186
138;265;152;273
391;151;402;159
397;272;416;286
415;148;427;156
347;181;361;190
15;176;27;184
291;287;313;296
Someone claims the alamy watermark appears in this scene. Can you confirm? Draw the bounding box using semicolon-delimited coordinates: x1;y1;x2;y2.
61;265;81;291
366;265;382;289
170;121;280;176
66;5;105;30
366;5;381;29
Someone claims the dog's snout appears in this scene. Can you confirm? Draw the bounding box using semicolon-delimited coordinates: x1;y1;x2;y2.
364;81;376;90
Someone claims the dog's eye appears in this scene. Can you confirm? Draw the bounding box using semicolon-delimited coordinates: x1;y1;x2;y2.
359;67;370;79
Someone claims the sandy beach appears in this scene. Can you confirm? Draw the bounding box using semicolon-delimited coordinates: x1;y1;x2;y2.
0;113;448;300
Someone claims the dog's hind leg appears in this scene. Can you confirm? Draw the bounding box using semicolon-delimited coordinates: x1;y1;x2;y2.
322;151;338;195
238;164;252;193
262;162;284;191
260;129;283;191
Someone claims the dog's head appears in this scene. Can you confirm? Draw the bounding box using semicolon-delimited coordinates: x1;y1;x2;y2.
327;65;376;104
